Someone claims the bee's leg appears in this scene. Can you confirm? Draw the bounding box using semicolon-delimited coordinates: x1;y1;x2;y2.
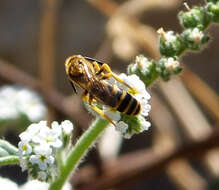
82;91;116;126
93;61;106;78
90;104;116;127
92;61;101;72
97;64;135;92
81;90;89;101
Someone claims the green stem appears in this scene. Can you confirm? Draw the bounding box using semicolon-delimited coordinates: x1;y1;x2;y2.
0;139;18;155
49;118;109;190
0;155;19;166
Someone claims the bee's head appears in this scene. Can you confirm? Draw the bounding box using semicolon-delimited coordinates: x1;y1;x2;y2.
65;55;85;77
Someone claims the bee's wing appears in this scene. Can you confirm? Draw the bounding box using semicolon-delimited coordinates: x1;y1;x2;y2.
84;56;104;66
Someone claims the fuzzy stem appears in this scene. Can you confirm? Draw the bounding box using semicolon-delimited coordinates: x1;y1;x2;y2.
49;118;109;190
0;139;18;155
0;155;19;165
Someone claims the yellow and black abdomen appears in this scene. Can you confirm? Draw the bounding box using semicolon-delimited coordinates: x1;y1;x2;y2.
93;81;141;116
113;89;141;116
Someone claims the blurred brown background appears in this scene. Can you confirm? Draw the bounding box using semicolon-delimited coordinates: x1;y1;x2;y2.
0;0;219;190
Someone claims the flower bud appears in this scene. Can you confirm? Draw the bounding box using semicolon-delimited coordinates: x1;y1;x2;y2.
181;28;209;50
120;114;151;139
207;2;219;22
158;28;185;57
179;7;211;30
156;57;182;81
127;55;157;86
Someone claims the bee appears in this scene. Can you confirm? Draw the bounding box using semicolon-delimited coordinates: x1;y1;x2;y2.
65;55;141;125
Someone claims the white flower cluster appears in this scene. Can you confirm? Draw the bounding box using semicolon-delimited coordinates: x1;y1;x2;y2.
18;120;73;182
0;85;47;122
104;74;151;138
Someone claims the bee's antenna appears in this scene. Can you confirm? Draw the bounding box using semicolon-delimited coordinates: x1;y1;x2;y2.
84;56;104;65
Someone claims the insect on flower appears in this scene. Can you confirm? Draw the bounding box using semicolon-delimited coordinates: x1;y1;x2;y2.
65;55;142;126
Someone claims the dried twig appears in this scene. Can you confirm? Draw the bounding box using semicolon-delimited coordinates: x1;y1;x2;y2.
151;93;207;190
159;78;212;141
182;67;219;121
118;0;182;17
167;159;207;190
39;0;60;122
87;0;117;17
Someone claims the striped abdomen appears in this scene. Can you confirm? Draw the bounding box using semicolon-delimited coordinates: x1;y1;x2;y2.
113;89;141;116
92;81;141;116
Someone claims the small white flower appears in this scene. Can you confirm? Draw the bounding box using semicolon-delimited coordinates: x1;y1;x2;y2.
139;116;151;131
33;143;52;155
19;156;27;171
30;144;55;170
26;121;62;148
18;141;32;155
190;28;204;43
158;28;176;43
116;121;128;134
51;121;62;136
28;122;48;144
164;31;177;43
61;120;74;135
37;126;62;148
134;55;152;73
164;57;180;71
38;171;47;181
27;121;47;133
140;99;151;117
19;131;32;143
